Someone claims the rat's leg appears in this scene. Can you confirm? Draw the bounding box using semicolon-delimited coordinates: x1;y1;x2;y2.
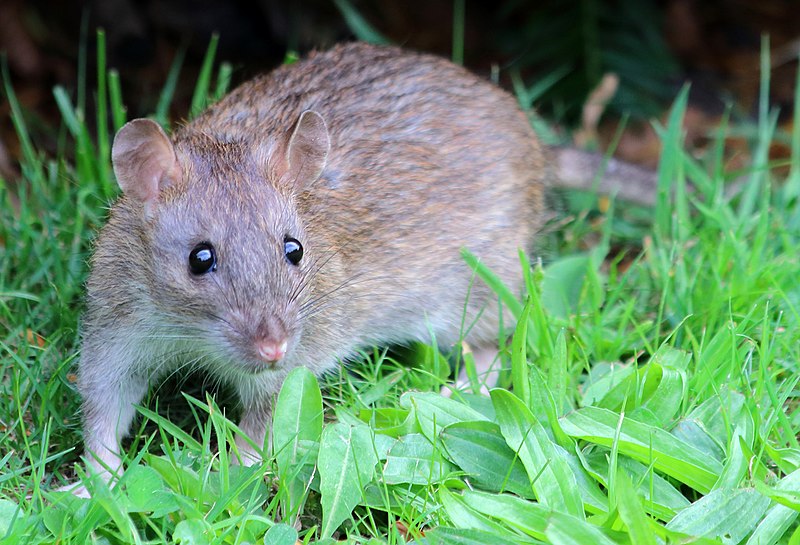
233;379;274;466
446;342;504;396
78;359;149;485
471;343;504;393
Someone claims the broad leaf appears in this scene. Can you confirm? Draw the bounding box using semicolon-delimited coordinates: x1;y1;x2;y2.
561;406;722;492
492;389;584;518
318;422;378;538
440;420;534;498
666;488;771;543
401;392;488;443
272;367;323;517
460;489;550;540
382;433;452;485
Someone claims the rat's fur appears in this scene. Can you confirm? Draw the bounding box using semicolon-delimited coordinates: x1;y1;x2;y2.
77;42;546;486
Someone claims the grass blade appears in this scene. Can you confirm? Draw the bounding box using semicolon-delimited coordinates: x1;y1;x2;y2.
332;0;390;44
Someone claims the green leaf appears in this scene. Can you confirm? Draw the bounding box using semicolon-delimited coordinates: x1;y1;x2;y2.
754;480;800;510
358;407;418;438
154;46;186;126
767;445;800;474
634;347;688;426
0;500;21;535
77;465;139;543
528;366;572;447
681;388;749;452
561;406;722;492
561;446;609;514
136;405;203;452
52;86;83;138
548;329;570;416
460;490;549;540
401;392;488;443
107;69;125;130
540;254;591;319
714;432;748;489
41;502;71;537
273;367;323;517
263;523;299;545
491;389;584;518
382;433;452;485
423;526;523;545
213;62;232;101
671;419;725;463
174;518;211;545
654;84;690;239
666;488;771;543
580;362;637;409
438;487;521;537
147;454;212;506
581;447;690;520
746;468;800;545
747;506;800;545
440;420;534;498
582;346;688;427
318;422;378;538
544;511;619;545
122;465;179;517
510;300;531;405
614;470;657;545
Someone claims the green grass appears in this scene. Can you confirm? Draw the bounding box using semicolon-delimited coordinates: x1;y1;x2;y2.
3;32;800;545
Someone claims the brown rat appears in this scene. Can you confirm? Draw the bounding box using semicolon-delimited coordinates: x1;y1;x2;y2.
76;41;546;486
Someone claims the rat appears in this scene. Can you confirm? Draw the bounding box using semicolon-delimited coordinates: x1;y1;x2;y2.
74;41;548;488
74;40;665;493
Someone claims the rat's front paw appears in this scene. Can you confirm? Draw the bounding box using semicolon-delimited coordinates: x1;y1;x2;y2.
52;480;92;498
232;441;264;467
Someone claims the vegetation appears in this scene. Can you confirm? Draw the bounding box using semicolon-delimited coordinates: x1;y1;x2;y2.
2;26;800;545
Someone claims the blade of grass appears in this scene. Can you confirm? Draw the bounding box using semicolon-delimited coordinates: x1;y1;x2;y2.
107;69;126;131
154;46;186;127
190;33;219;119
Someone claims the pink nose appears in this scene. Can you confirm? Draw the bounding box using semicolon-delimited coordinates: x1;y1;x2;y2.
256;340;288;363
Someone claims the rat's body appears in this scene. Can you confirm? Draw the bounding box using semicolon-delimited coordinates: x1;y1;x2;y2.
77;42;545;482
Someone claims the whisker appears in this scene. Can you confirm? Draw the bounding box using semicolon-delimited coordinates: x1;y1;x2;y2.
289;245;346;303
209;272;242;315
300;272;391;313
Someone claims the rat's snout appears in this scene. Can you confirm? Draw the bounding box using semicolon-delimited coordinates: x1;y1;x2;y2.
250;314;290;366
255;339;288;364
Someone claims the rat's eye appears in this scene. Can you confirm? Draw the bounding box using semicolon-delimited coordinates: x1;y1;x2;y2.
284;237;303;266
189;242;217;275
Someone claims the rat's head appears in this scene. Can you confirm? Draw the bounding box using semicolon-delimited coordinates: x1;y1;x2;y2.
110;112;330;374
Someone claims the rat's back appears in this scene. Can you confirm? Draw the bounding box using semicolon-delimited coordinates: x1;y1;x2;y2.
187;42;546;347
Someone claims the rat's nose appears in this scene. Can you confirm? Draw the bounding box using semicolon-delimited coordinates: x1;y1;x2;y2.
256;339;288;364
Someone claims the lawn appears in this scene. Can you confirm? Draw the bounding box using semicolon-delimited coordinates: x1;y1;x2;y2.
2;33;800;544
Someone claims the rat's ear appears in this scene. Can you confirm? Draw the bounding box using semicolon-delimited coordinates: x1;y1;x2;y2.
112;119;181;205
281;110;330;190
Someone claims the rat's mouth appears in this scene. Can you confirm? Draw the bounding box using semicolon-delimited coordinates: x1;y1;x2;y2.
234;357;285;375
194;337;287;376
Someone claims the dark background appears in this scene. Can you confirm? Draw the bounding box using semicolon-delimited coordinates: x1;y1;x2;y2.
2;0;800;177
